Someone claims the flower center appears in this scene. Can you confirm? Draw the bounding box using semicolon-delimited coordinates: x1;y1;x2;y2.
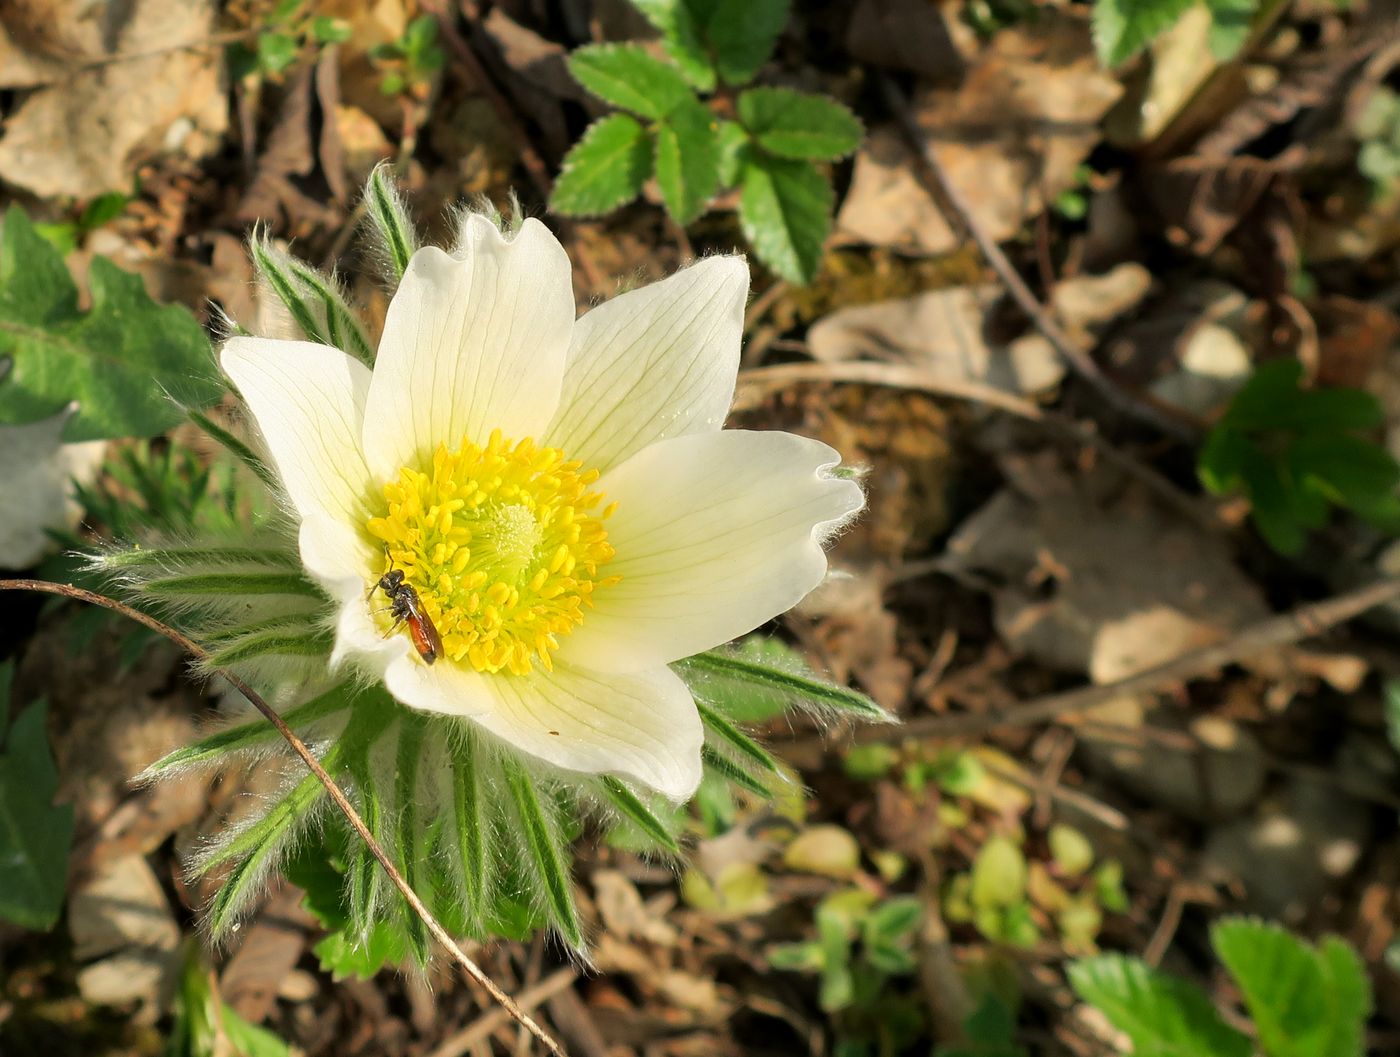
366;429;618;675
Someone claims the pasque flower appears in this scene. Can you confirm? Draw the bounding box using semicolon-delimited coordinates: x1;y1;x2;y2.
222;214;862;802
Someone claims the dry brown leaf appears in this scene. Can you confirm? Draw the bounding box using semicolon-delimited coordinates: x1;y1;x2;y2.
0;0;226;199
844;0;967;80
943;453;1267;683
836;12;1120;255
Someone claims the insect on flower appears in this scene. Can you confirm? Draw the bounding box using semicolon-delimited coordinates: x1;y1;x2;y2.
373;561;444;665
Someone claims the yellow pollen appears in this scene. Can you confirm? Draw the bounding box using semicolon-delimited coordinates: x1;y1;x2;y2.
366;429;618;675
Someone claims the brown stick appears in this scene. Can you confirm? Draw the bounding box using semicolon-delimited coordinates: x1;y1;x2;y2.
854;575;1400;742
874;74;1195;442
0;579;569;1057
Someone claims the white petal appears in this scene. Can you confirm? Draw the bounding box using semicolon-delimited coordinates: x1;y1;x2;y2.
544;256;748;474
360;218;575;482
556;430;864;672
298;514;408;674
222;338;373;527
383;659;703;799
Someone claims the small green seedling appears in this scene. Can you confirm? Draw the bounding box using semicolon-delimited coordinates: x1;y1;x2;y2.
550;0;863;284
1198;359;1400;554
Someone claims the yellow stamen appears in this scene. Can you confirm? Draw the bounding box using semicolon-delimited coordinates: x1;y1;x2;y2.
368;429;618;674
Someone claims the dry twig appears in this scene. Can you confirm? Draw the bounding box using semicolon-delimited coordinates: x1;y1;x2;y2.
0;579;570;1057
874;74;1195;442
855;575;1400;742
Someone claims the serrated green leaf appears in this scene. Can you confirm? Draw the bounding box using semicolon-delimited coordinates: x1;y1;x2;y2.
1292;433;1400;513
1092;0;1196;66
0;670;74;930
1069;954;1251;1057
716;120;751;187
630;0;717;90
654;95;720;225
502;756;582;948
551;114;654;217
568;44;694;119
313;920;408;981
601;776;681;854
707;0;789;85
738;155;832;284
1212;918;1371;1057
0;207;222;441
737;87;862;160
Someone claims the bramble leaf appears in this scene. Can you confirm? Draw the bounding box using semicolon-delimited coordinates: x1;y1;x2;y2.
0;207;222;441
551;114;654;216
654;96;720;225
706;0;789;85
738;86;863;160
568;43;694;119
0;663;75;930
629;0;717;90
738;154;832;284
1069;954;1251;1057
1212;918;1372;1057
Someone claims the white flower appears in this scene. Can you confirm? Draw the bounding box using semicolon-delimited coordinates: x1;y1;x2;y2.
221;216;862;801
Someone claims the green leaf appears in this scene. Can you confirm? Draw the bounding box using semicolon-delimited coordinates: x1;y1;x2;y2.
551;114;654;217
970;837;1027;910
1091;0;1195;66
205;627;332;667
1069;954;1251;1057
1385;681;1400;753
502;756;583;948
311;15;353;43
0;667;74;930
630;0;717;90
1212;918;1371;1057
1291;433;1400;514
0;207;222;441
654;95;720;225
601;776;681;855
257;31;300;74
865;896;923;944
1048;825;1095;877
313;920;408;981
188;408;280;490
706;0;789;85
678;641;888;722
1204;0;1256;58
737;87;862;160
738;154;832;284
716;120;751;187
1223;361;1383;433
567;44;695;119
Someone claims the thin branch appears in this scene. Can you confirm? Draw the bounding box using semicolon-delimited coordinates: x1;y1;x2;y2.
874;74;1196;442
850;575;1400;742
0;579;569;1057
